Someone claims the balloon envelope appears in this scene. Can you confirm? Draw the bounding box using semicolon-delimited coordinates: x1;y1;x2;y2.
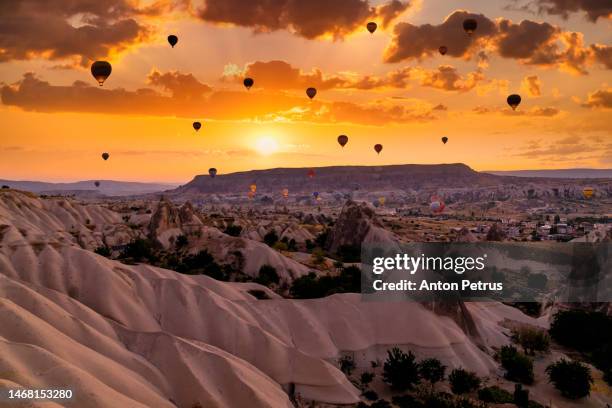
94;181;100;187
282;188;289;198
250;184;257;193
306;87;317;99
507;94;522;110
307;169;315;179
463;18;477;35
167;35;178;47
91;61;112;86
374;144;383;154
430;196;445;213
337;135;348;147
582;187;594;199
439;46;448;55
193;121;201;131
243;77;254;89
209;168;217;178
366;22;377;33
101;152;109;161
442;137;448;144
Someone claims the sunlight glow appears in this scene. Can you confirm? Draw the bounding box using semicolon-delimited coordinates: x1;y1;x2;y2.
255;137;279;156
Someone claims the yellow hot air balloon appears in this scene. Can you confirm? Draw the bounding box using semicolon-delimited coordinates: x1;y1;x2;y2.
582;187;594;199
378;197;385;206
247;191;255;200
250;184;257;193
282;188;289;198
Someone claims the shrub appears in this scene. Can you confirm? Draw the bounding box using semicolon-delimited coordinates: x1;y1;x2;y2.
422;392;454;408
391;394;422;408
255;265;280;286
499;345;534;384
514;384;529;408
546;359;593;399
272;241;288;251
382;348;420;391
448;368;481;395
337;244;361;262
549;310;612;352
360;371;374;387
370;400;391;408
362;390;378;401
419;358;446;385
478;386;513;403
94;246;111;257
121;238;156;262
338;354;355;376
263;230;279;247
311;247;325;264
247;290;270;300
223;224;242;237
175;234;188;249
512;327;550;355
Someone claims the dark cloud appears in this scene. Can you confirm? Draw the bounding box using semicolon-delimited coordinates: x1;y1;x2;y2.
384;9;610;75
197;0;410;39
416;65;484;92
235;60;348;90
473;105;560;116
532;0;611;22
581;87;612;109
514;135;611;162
0;0;175;64
1;72;436;126
384;11;497;62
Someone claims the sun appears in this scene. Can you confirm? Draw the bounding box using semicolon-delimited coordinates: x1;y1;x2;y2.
255;137;279;156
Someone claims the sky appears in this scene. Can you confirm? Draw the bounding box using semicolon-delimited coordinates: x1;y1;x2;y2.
0;0;610;183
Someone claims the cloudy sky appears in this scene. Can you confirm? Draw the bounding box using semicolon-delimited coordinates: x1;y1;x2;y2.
0;0;610;182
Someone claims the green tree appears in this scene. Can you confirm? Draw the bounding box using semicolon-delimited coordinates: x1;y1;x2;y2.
382;348;420;391
448;368;481;395
255;265;280;286
499;345;534;384
419;358;446;386
546;359;593;399
263;230;279;247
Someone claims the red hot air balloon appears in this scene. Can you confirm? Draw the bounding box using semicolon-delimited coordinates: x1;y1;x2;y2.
430;196;445;214
101;152;109;161
366;22;377;34
193;121;201;131
374;144;383;154
306;87;317;99
91;61;112;86
307;169;315;179
507;94;522;110
243;77;254;90
439;46;448;55
463;18;477;35
441;137;448;144
337;135;348;148
167;35;178;48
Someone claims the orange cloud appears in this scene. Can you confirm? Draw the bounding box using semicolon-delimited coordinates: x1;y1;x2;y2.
521;75;542;97
580;86;612;109
1;71;440;126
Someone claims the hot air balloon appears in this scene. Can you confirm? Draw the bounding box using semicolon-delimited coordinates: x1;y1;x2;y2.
101;152;109;161
463;18;477;35
306;87;317;99
307;169;315;179
313;191;320;200
582;187;594;199
430;196;445;213
94;181;100;188
337;135;348;148
167;35;178;48
441;137;448;144
243;77;254;90
247;191;255;200
250;183;257;193
282;188;289;199
507;94;522;110
366;22;377;34
91;61;112;86
374;144;383;154
439;46;448;55
193;121;201;131
209;168;217;178
378;196;386;206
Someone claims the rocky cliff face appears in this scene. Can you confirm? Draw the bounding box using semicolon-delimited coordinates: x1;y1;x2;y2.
148;197;201;247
